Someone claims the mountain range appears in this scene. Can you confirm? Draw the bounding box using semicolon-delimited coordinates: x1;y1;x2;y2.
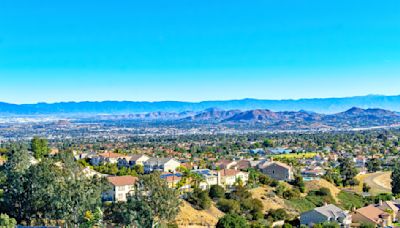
2;94;400;115
89;107;400;131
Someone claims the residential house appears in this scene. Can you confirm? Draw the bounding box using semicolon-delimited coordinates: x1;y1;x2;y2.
213;159;237;170
160;172;191;192
118;154;149;167
352;205;392;227
91;152;128;166
249;148;266;155
300;204;352;227
103;176;138;202
82;167;103;178
376;200;399;222
143;158;181;173
128;154;150;166
217;169;249;188
192;169;218;190
267;148;292;155
354;155;367;168
234;160;251;171
301;166;326;181
259;161;294;181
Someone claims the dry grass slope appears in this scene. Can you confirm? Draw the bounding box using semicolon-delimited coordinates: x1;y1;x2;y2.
175;201;224;228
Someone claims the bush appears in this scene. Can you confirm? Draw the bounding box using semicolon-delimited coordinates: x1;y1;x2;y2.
0;214;17;227
315;187;331;196
217;213;249;228
187;188;211;210
259;174;273;185
266;208;288;222
217;199;241;214
282;188;301;200
209;185;225;199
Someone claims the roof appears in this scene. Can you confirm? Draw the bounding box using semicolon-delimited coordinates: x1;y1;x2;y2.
377;201;398;212
266;161;292;170
314;204;347;219
356;205;388;223
218;169;241;177
144;157;177;165
161;173;182;182
107;176;138;186
216;159;235;166
129;154;148;161
99;152;127;159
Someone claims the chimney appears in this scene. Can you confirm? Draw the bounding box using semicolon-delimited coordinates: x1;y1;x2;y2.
379;200;383;206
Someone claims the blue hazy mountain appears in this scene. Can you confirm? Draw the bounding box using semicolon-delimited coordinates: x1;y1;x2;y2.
1;95;400;115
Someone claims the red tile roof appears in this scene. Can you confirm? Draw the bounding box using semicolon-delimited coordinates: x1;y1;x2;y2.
107;176;138;186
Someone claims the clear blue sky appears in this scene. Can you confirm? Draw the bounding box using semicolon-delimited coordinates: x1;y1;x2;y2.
1;0;400;104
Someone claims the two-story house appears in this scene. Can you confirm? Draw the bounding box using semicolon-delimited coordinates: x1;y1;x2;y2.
259;161;294;181
103;176;138;202
143;158;181;173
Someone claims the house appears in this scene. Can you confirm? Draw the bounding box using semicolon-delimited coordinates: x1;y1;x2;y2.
267;148;292;155
143;158;181;173
128;154;150;166
91;152;128;166
300;204;352;227
160;172;191;192
192;169;219;190
354;155;367;168
234;160;251;170
301;166;326;181
213;159;237;170
352;205;392;227
259;161;294;181
217;169;249;188
82;167;103;178
376;200;399;222
118;154;149;167
103;176;138;202
249;148;266;155
74;151;97;160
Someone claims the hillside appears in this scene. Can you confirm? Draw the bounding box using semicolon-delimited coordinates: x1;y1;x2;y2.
175;201;224;227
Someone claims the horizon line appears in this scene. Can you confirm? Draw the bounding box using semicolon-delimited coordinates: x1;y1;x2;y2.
0;93;398;105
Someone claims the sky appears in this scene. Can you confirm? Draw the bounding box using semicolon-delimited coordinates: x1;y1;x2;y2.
0;0;400;104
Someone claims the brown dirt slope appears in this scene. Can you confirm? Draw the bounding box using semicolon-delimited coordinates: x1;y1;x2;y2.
305;179;341;201
250;186;297;214
175;201;224;228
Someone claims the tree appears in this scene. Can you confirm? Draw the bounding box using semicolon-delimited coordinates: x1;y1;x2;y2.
209;185;225;199
392;163;400;195
366;158;382;172
31;137;49;159
0;214;17;228
291;175;306;193
187;188;211;210
217;199;241;214
262;139;274;148
133;164;144;175
362;183;371;193
216;213;248;228
1;149;108;226
1;145;31;222
126;172;181;227
338;158;358;186
267;208;288;222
